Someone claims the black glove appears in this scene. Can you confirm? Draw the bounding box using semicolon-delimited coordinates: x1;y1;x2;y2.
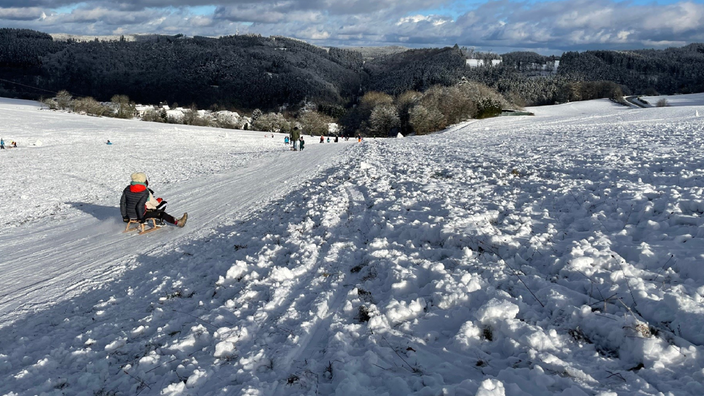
123;217;130;223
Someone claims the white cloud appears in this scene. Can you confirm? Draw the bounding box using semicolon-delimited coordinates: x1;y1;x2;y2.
396;15;431;25
188;15;213;27
554;8;616;30
642;2;703;33
1;0;704;53
214;5;286;23
616;30;631;42
0;7;45;20
298;27;330;40
395;14;449;27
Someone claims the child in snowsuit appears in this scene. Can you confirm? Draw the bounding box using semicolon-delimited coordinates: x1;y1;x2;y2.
120;172;187;227
299;137;305;151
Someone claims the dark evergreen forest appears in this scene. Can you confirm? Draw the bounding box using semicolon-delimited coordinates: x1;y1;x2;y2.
0;29;364;111
2;28;704;112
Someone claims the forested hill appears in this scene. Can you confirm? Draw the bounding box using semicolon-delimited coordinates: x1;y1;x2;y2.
0;29;364;111
363;46;467;96
558;44;704;96
2;28;704;111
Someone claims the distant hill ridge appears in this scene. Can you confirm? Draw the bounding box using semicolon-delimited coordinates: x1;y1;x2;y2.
1;28;704;110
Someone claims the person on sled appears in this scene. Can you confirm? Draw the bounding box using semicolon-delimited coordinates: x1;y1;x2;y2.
120;172;187;227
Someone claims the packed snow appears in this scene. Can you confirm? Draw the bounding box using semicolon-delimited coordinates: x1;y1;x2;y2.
0;94;703;395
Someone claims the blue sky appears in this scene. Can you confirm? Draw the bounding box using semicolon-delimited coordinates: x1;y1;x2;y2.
1;0;704;54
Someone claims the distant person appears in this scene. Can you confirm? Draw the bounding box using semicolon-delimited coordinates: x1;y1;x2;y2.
12;141;17;148
320;135;324;143
334;135;339;143
299;136;305;151
290;127;301;151
284;136;289;145
106;140;112;145
120;172;187;228
327;137;330;143
0;138;4;149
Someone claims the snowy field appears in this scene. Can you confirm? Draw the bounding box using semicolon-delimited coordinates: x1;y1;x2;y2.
0;94;703;395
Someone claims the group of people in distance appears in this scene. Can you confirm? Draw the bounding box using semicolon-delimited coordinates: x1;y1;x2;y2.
318;135;340;143
284;127;349;150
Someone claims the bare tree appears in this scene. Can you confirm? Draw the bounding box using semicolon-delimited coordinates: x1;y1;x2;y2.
409;105;444;135
369;104;400;136
56;90;72;110
111;95;136;119
299;110;333;136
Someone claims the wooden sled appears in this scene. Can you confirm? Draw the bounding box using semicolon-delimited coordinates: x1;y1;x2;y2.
123;218;162;235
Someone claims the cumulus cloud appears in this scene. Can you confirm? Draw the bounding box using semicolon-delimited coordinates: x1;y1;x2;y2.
0;0;703;53
214;5;287;23
0;7;46;20
642;1;703;33
447;0;704;51
297;26;330;40
1;0;74;7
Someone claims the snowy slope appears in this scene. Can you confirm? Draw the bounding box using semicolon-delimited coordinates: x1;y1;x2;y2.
0;97;703;396
0;98;350;328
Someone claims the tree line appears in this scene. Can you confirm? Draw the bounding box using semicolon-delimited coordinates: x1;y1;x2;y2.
2;28;704;136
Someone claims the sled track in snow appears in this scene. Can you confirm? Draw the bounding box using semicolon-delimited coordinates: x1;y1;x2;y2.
209;155;377;394
0;144;352;328
268;181;375;395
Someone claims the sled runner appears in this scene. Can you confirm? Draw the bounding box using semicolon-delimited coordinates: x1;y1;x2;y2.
123;218;163;235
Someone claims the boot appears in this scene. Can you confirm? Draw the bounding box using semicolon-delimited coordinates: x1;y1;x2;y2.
176;213;188;227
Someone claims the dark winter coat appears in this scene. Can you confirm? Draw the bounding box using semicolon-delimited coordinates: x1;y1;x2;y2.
291;129;300;142
120;183;150;220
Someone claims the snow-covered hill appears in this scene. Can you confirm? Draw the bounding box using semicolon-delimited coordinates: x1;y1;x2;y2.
0;95;703;395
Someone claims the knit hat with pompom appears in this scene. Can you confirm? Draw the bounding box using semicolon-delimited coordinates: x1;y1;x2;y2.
130;172;147;183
